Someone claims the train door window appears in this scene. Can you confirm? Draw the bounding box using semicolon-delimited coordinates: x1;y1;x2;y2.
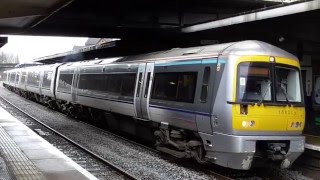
121;73;136;97
200;67;210;102
3;73;6;82
42;71;53;89
21;72;26;85
144;72;151;98
10;73;15;83
16;73;20;83
151;72;197;103
58;73;73;92
136;72;142;97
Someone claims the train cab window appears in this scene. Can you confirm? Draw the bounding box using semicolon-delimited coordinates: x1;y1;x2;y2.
151;72;197;103
58;73;73;92
42;71;53;89
275;67;302;103
237;63;271;102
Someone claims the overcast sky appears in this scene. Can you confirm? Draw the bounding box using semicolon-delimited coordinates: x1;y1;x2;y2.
0;35;88;63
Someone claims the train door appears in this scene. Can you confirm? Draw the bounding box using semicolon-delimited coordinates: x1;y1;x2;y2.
39;70;44;95
141;63;154;119
196;58;217;134
134;63;146;118
71;68;79;103
134;62;154;120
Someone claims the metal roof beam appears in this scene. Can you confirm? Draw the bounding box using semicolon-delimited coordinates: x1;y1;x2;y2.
0;7;47;19
182;0;320;33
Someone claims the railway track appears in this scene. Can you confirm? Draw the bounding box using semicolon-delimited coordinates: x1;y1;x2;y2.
76;120;236;180
2;87;304;180
0;95;137;180
0;88;234;180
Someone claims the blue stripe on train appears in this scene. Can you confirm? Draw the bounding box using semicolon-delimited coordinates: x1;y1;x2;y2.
149;104;211;117
155;59;226;66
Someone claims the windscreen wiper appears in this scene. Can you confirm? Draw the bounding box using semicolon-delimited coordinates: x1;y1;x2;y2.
257;81;271;106
279;83;292;106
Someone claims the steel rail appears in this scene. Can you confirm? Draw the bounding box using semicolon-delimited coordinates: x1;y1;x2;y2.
0;95;138;180
0;86;234;180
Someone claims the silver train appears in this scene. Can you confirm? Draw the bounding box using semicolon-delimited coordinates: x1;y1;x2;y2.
2;40;305;170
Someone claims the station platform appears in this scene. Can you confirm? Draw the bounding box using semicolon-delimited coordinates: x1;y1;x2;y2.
305;134;320;152
0;106;97;180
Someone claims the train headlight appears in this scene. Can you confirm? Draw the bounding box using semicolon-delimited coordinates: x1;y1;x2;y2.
242;121;248;127
242;120;255;127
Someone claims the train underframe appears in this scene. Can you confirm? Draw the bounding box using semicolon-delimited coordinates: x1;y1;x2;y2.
3;84;305;170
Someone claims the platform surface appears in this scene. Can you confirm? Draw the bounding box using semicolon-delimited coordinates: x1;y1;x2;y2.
0;105;97;180
305;134;320;151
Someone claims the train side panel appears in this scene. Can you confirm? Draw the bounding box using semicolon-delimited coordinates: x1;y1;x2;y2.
75;63;138;117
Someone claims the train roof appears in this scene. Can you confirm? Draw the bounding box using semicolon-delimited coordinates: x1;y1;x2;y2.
120;40;298;63
9;40;297;70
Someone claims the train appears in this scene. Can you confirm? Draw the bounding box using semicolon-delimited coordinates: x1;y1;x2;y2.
2;40;305;170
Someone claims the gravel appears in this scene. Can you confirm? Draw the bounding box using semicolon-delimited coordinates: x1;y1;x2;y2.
0;86;220;180
1;85;314;180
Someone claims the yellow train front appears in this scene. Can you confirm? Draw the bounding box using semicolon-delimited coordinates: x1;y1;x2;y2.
201;41;305;170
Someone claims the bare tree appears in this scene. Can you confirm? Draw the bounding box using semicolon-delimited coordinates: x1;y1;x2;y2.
0;52;19;64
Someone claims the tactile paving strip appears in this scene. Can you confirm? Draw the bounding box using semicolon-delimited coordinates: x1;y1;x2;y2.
0;126;45;180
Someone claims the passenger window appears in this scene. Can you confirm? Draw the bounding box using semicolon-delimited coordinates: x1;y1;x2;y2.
200;67;210;102
78;73;136;97
27;71;40;86
107;74;122;94
121;74;136;96
10;73;15;83
151;72;197;103
58;73;73;92
42;71;53;89
78;74;108;92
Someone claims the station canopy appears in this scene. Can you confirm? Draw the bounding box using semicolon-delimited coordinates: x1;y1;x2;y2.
1;0;320;64
0;0;308;38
